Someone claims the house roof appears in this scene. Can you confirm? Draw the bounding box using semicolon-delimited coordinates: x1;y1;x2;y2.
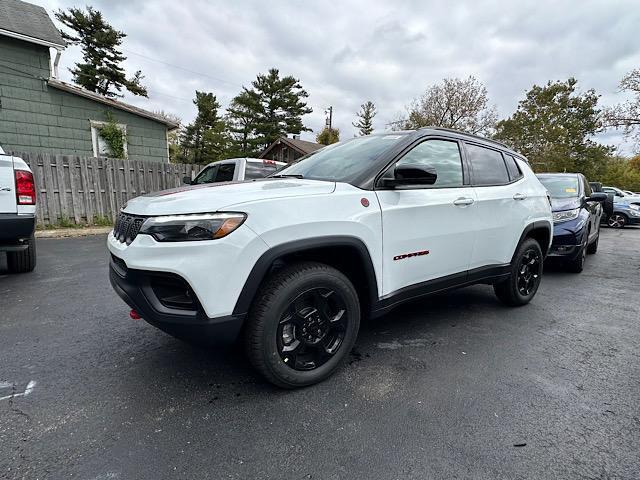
259;136;323;158
48;79;180;129
0;0;66;48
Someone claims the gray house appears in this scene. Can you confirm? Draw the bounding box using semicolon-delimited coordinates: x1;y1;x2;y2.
0;0;178;162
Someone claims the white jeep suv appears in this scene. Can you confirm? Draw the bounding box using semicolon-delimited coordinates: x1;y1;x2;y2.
108;128;552;388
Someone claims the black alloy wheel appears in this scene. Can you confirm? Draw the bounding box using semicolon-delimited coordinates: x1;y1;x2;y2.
244;261;360;388
277;287;348;371
516;248;542;296
494;238;544;306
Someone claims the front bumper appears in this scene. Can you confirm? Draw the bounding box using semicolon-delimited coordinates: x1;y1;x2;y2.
109;257;244;344
547;218;586;259
107;224;269;342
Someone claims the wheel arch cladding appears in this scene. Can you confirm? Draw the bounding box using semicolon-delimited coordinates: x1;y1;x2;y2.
232;236;379;316
516;221;551;259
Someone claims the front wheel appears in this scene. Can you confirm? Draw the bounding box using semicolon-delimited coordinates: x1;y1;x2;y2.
566;244;586;273
608;213;627;228
494;238;543;306
244;261;360;388
586;231;599;254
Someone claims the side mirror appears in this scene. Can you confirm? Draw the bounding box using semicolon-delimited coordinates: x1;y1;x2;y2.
383;163;437;187
182;175;192;185
585;192;607;203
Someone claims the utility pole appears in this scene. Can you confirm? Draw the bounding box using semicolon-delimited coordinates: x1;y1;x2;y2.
325;106;333;130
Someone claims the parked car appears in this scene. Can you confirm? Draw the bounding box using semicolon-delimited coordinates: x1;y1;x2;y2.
0;145;37;273
183;158;287;185
537;173;607;273
602;186;640;204
109;128;553;388
603;200;640;228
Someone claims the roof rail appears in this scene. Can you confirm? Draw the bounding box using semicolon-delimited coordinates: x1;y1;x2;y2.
422;127;511;150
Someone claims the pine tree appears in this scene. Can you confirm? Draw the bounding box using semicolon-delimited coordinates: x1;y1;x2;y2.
226;91;260;156
55;7;147;98
180;92;229;164
230;68;312;153
353;101;377;135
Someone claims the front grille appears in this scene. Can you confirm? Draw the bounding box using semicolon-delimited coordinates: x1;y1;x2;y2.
113;213;145;245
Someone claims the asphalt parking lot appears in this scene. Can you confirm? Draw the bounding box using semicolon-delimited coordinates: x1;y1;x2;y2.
1;228;639;479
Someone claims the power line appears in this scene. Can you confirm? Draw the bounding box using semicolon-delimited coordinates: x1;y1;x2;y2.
122;48;242;88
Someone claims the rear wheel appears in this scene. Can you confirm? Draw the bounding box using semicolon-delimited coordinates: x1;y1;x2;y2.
494;238;543;306
244;261;360;388
7;234;36;273
608;213;627;228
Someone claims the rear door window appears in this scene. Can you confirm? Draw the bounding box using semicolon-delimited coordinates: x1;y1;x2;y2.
216;163;235;182
505;155;523;181
245;161;280;179
466;143;510;186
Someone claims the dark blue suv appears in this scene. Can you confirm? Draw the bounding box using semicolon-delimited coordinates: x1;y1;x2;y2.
537;173;607;273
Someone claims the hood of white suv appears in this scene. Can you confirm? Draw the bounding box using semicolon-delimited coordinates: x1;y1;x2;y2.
123;178;336;216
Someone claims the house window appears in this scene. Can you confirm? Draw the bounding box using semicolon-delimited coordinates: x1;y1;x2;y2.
90;120;128;159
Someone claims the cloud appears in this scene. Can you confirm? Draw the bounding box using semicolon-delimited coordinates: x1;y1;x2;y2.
33;0;640;153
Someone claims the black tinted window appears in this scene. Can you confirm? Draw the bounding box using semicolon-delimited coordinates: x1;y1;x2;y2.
505;155;523;181
245;162;279;179
466;144;509;185
217;163;235;182
395;139;463;188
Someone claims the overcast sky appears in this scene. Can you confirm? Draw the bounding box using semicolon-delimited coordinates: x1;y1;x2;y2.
34;0;640;153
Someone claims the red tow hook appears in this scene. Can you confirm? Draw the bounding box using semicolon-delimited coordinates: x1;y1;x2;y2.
129;309;142;320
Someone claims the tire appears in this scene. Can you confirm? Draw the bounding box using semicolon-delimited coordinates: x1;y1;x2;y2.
7;234;36;273
494;238;543;307
586;230;599;254
244;261;360;388
607;213;627;228
566;244;586;273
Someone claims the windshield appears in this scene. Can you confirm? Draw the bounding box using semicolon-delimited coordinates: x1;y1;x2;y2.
275;135;404;182
537;175;580;199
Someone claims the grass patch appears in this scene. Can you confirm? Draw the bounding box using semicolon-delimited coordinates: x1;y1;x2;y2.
37;215;114;230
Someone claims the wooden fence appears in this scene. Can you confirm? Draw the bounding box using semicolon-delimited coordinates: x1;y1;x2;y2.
12;152;202;226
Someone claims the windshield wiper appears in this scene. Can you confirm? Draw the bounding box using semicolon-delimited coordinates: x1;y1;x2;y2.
270;174;304;179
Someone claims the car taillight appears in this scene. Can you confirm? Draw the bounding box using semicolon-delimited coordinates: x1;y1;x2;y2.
15;170;36;205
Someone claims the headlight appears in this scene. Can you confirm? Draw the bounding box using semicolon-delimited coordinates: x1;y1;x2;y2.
552;208;580;223
629;204;640;211
139;212;246;242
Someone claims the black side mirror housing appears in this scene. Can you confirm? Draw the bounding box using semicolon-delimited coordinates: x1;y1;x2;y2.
585;192;607;203
382;163;438;187
182;175;192;185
